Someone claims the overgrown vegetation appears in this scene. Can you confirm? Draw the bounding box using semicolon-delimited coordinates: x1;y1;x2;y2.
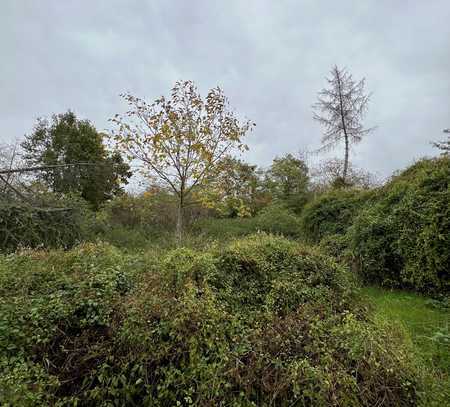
349;157;449;293
300;188;373;244
0;193;94;252
1;76;448;405
192;204;302;241
0;235;433;406
300;156;449;294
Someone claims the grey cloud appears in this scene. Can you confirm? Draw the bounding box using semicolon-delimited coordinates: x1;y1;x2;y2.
1;0;449;178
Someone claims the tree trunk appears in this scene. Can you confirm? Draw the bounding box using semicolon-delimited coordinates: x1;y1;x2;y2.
176;198;183;244
336;70;349;185
343;134;349;182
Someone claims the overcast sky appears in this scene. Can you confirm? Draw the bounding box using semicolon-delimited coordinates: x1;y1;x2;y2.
2;0;449;179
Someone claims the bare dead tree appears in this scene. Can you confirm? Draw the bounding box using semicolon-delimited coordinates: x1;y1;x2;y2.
313;65;374;183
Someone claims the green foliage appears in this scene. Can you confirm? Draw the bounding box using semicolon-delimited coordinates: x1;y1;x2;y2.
0;356;59;406
191;217;257;240
254;204;302;238
95;191;213;250
300;188;373;243
96;226;156;251
0;236;428;405
98;191;178;231
161;247;217;291
318;232;352;261
0;196;93;252
21;110;131;209
265;153;310;213
200;156;268;217
214;234;356;313
0;242;138;405
349;157;450;293
302;157;449;294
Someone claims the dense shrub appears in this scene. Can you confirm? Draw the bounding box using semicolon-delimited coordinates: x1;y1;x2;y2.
0;196;93;252
0;242;140;404
253;204;302;237
300;189;374;243
349;157;450;293
301;157;449;294
98;191;211;235
214;234;356;312
0;235;428;405
318;232;352;261
99;192;177;231
94;192;218;250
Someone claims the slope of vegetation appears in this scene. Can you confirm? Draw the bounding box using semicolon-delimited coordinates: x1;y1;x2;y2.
1;66;448;407
0;235;431;406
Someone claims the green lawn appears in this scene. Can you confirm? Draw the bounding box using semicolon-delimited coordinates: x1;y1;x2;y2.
363;287;450;374
362;286;449;374
362;286;449;405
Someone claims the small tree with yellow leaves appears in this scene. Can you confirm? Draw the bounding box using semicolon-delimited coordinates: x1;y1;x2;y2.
111;80;253;241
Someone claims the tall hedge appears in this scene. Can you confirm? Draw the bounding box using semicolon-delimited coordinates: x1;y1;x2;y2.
349;157;449;293
300;156;449;294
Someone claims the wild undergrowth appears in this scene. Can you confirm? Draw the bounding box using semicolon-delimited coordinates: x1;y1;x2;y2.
0;235;433;406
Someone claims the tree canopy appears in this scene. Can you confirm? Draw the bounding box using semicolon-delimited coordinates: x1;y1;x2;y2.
21;111;131;209
265;153;310;213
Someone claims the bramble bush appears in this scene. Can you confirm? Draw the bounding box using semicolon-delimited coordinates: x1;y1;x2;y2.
0;242;140;405
0;235;428;405
213;234;356;312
